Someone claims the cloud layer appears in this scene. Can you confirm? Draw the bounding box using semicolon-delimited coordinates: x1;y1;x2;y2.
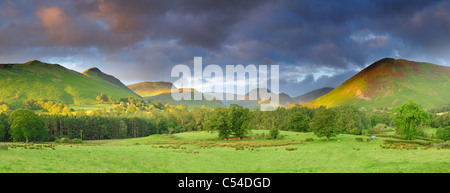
1;0;450;96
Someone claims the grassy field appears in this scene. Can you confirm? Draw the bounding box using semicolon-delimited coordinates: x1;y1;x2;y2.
0;130;448;173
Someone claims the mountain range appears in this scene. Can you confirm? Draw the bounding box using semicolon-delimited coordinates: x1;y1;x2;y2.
0;58;448;109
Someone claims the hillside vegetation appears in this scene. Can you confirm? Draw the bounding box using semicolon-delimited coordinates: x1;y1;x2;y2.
0;60;140;107
307;58;450;108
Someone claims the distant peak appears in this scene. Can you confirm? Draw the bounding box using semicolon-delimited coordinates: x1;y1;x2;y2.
378;57;396;62
25;60;42;65
83;67;102;75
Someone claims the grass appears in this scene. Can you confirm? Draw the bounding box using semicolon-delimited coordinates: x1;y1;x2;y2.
0;61;139;108
1;130;448;173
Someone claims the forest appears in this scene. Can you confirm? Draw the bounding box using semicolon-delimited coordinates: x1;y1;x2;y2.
1;95;449;143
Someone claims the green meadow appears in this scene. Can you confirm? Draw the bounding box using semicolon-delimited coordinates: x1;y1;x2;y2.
1;130;448;173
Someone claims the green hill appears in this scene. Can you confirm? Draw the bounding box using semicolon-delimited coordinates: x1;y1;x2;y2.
306;58;450;108
0;60;140;107
127;81;174;97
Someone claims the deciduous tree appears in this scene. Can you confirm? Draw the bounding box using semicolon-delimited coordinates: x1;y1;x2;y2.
311;107;338;141
9;109;48;142
391;100;430;140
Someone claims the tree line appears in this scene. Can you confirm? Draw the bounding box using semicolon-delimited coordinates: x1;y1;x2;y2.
0;98;449;143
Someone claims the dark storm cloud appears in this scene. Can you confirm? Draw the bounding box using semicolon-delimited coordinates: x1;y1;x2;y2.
1;0;450;96
283;70;360;96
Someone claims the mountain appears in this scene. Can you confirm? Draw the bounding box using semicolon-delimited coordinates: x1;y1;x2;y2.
0;60;140;107
212;87;332;109
83;67;136;93
218;88;297;109
144;88;226;108
292;87;334;105
306;58;450;108
127;81;174;97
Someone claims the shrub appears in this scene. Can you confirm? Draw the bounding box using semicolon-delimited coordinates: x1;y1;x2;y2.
355;137;364;142
367;123;390;135
0;144;8;150
269;128;280;140
383;139;432;146
71;138;82;144
285;147;297;151
305;137;314;142
436;126;450;141
54;137;83;144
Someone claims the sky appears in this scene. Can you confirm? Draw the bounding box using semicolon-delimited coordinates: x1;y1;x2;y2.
0;0;450;97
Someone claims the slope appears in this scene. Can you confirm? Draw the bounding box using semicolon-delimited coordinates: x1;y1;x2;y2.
292;87;334;105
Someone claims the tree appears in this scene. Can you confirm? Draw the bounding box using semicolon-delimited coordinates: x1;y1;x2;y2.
228;104;251;139
287;111;310;132
269;127;280;139
334;105;369;134
96;92;108;104
0;118;4;142
311;107;338;141
118;120;128;138
62;106;72;115
76;109;87;117
436;126;450;142
126;103;137;114
391;100;430;140
108;96;114;104
0;104;11;114
206;107;232;139
9;109;49;142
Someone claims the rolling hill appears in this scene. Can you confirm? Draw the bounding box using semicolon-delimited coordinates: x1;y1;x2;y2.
0;60;140;107
306;58;450;108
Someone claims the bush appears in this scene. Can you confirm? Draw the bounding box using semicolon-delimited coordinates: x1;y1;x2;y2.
255;133;267;140
54;137;83;144
383;139;432;146
61;137;71;143
0;144;8;150
305;137;314;142
436;126;450;141
269;128;280;139
367;123;390;135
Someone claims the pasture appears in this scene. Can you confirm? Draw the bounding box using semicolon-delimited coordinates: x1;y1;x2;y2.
0;130;448;173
